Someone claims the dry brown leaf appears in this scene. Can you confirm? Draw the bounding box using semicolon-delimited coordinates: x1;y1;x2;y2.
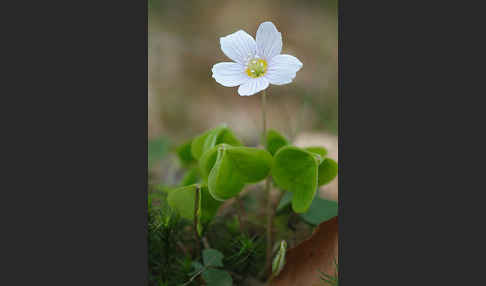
270;216;338;286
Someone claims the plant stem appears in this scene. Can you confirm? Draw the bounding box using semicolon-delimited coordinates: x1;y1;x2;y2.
261;90;267;146
193;186;200;257
260;90;273;279
262;186;285;280
262;177;272;278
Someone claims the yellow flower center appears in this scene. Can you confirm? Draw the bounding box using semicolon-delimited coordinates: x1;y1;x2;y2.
246;58;268;78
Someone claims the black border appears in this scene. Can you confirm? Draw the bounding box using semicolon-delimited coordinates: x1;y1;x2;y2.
3;0;149;284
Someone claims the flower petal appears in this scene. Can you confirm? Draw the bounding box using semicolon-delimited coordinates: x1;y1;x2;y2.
212;62;250;87
265;54;303;85
237;77;269;96
256;21;282;60
220;30;257;65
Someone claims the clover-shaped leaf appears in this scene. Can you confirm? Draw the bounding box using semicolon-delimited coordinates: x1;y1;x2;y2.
203;248;224;267
277;191;338;225
300;197;338;226
191;249;232;286
200;186;224;228
202;269;232;286
304;146;337;186
167;185;196;220
176;139;196;166
272;146;319;213
199;144;221;181
167;184;222;234
208;146;272;201
277;191;293;212
191;125;242;160
180;167;200;187
267;129;289;156
305;146;328;159
317;158;338;186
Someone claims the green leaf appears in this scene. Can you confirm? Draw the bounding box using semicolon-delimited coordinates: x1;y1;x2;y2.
199;144;221;181
203;248;224;267
191;261;204;274
223;146;273;183
305;146;328;158
167;185;222;232
272;146;318;213
318;158;338;186
199;186;222;231
300;197;338;226
304;146;328;165
167;185;196;220
276;191;293;212
202;268;233;286
272;240;287;277
267;129;289;156
148;137;170;167
180;167;200;187
191;125;242;160
208;146;273;201
154;184;172;194
176;139;196;166
208;149;245;201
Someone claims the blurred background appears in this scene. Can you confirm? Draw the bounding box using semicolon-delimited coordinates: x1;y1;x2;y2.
148;0;338;145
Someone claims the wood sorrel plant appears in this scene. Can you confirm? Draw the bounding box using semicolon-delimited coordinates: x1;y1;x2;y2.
166;21;338;281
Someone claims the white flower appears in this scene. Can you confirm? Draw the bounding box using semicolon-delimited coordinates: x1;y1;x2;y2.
212;21;303;96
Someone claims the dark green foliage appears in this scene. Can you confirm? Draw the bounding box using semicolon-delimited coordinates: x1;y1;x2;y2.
276;191;293;212
150;125;339;284
300;197;338;226
148;191;193;286
225;234;265;278
187;249;233;286
276;192;338;225
203;248;224;267
202;268;232;286
204;217;264;282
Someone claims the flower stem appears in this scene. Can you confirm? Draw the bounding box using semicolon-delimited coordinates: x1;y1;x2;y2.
261;90;267;147
260;90;273;279
193;186;200;257
262;177;272;278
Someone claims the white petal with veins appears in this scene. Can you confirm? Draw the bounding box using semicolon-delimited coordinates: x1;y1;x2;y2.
265;54;303;85
256;22;282;61
220;30;257;65
212;62;250;87
238;77;269;96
